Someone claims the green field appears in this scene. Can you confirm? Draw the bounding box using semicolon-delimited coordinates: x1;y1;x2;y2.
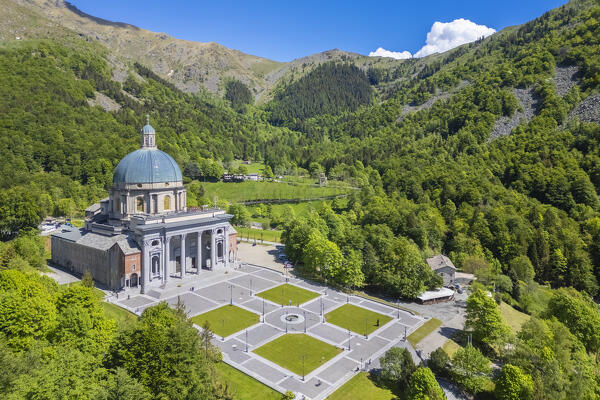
499;302;530;334
407;318;442;347
256;283;320;306
254;334;342;375
227;160;267;174
327;372;394;400
442;339;461;357
235;227;282;243
215;362;280;400
325;304;393;336
102;302;138;328
202;181;349;203
190;305;259;337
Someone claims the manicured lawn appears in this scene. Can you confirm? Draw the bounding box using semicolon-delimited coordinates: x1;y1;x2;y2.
407;318;442;347
235;227;282;243
442;339;461;357
256;283;320;306
201;181;349;203
327;372;395;400
215;362;280;400
325;304;393;336
103;302;138;328
253;334;342;375
499;301;530;334
190;305;259;337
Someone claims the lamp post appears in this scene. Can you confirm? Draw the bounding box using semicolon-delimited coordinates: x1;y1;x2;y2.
397;299;400;319
304;311;307;333
221;319;225;341
262;298;265;322
230;284;233;305
302;355;305;381
250;278;253;296
348;330;351;351
365;318;368;339
320;297;323;316
245;329;248;352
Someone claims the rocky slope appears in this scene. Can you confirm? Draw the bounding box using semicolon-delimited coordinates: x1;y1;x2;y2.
9;0;283;96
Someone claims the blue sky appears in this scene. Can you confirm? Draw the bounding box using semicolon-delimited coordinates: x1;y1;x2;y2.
70;0;567;62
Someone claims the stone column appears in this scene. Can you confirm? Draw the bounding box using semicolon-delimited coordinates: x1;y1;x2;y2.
164;236;170;283
224;226;229;268
180;233;186;278
141;245;148;294
211;229;216;270
197;231;202;274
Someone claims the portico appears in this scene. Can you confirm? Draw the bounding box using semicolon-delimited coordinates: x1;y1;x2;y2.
132;209;234;293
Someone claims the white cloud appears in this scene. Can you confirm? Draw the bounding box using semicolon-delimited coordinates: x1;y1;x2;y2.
368;47;412;60
368;18;496;60
414;18;496;57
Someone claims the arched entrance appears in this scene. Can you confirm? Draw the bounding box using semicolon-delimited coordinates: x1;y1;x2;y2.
130;273;138;287
217;242;223;259
151;255;160;279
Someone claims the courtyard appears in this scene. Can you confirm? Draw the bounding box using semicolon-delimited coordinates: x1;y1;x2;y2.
109;262;425;400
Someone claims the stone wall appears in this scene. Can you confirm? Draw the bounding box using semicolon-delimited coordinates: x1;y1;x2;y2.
51;237;122;289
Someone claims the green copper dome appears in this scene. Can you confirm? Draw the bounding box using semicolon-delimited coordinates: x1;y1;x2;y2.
112;148;182;185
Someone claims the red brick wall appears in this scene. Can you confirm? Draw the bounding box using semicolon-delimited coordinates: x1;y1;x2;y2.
229;232;237;253
124;253;141;276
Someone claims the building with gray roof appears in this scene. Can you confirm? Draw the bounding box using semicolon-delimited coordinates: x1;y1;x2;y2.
426;254;456;287
52;117;237;292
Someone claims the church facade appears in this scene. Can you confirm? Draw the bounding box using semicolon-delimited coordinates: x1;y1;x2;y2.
51;118;237;293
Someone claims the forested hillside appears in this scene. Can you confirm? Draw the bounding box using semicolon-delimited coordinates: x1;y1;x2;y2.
267;63;373;125
2;0;600;398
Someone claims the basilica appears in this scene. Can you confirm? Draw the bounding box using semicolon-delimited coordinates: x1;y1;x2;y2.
51;118;237;293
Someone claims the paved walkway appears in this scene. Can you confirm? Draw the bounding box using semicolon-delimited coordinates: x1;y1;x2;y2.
43;265;81;285
108;263;425;400
237;242;287;272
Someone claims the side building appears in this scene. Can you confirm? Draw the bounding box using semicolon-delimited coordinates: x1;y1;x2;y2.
51;117;237;292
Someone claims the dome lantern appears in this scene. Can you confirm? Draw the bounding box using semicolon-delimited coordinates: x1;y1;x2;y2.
141;114;156;149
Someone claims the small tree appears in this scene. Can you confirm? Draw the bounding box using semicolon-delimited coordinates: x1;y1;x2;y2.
81;270;94;288
228;204;250;227
406;367;446;400
494;364;533;400
379;347;416;389
428;348;451;377
200;321;215;359
465;289;510;348
451;345;492;394
281;391;295;400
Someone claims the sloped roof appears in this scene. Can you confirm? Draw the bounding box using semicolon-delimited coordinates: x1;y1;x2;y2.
426;254;456;271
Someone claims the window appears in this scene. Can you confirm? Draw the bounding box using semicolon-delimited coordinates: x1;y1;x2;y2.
132;264;136;271
164;195;171;210
151;240;160;246
136;197;144;212
114;197;120;213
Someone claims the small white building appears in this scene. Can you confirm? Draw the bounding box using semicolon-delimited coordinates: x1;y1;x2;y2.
417;287;455;304
426;254;456;287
